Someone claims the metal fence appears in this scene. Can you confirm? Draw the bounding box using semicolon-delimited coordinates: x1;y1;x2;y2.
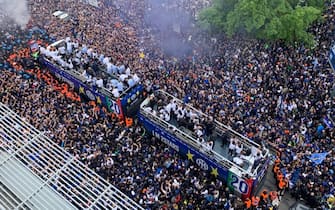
0;103;143;210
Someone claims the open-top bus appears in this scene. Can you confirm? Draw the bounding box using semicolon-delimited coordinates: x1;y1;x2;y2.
38;39;144;119
138;90;270;199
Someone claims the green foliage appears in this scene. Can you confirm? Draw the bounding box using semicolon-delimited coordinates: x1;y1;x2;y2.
198;0;236;33
198;7;225;33
288;0;325;9
198;0;323;45
283;6;321;44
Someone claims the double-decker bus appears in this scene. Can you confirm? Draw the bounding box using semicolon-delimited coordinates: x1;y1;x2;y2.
38;39;144;119
138;90;270;199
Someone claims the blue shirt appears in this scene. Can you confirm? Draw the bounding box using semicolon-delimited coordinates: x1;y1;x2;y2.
117;82;124;92
128;78;135;87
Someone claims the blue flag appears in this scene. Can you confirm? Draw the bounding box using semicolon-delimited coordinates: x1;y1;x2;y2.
308;152;329;165
323;116;334;128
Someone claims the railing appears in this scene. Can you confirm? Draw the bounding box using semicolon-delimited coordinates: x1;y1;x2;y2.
43;57;87;82
155;90;267;152
140;90;271;178
45;40;140;100
0;103;144;210
140;103;256;178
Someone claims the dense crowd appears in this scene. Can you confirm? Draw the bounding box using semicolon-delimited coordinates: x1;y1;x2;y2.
0;17;244;210
0;0;334;209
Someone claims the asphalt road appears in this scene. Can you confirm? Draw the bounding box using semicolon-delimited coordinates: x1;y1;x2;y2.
256;162;311;210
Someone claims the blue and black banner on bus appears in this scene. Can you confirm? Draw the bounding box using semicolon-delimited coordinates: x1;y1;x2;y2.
121;85;144;115
329;46;335;71
251;157;270;195
138;113;255;199
42;58;142;119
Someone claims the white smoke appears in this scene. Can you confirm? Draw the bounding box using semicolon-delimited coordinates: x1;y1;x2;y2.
0;0;30;28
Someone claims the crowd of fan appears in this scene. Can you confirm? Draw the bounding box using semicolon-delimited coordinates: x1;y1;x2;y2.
104;1;335;208
0;0;334;209
0;19;245;210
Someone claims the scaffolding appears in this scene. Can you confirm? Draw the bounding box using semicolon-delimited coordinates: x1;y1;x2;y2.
0;103;143;210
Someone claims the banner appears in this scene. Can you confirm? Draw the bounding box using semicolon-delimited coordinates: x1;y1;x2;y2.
323;115;334;128
308;152;329;165
121;85;144;107
329;46;335;71
227;171;253;199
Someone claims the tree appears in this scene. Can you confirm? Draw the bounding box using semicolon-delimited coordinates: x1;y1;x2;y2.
287;0;325;9
198;7;225;33
225;0;275;36
278;6;321;44
198;0;323;45
198;0;236;33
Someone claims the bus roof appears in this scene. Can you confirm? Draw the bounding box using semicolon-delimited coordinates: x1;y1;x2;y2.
140;89;270;177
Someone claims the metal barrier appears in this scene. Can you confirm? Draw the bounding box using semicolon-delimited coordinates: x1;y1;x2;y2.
0;103;143;210
155;90;267;150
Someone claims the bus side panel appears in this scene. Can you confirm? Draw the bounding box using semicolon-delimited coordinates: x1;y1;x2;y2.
138;113;254;197
250;158;271;196
42;58;123;116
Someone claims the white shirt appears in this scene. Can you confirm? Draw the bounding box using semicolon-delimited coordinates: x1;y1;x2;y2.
92;51;98;58
176;107;185;119
133;74;140;84
87;48;93;57
103;57;110;65
73;57;80;65
106;62;113;74
66;41;73;53
40;47;46;55
112;88;120;98
73;41;79;49
50;50;59;58
96;79;104;88
75;51;82;58
235;144;243;155
99;54;105;63
92;77;97;85
58;46;66;54
229;140;236;151
82;70;88;78
196;128;203;137
125;67;131;75
233;157;243;165
119;74;128;82
165;103;172;113
68;61;73;69
170;101;177;112
164;112;170;121
60;59;67;68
